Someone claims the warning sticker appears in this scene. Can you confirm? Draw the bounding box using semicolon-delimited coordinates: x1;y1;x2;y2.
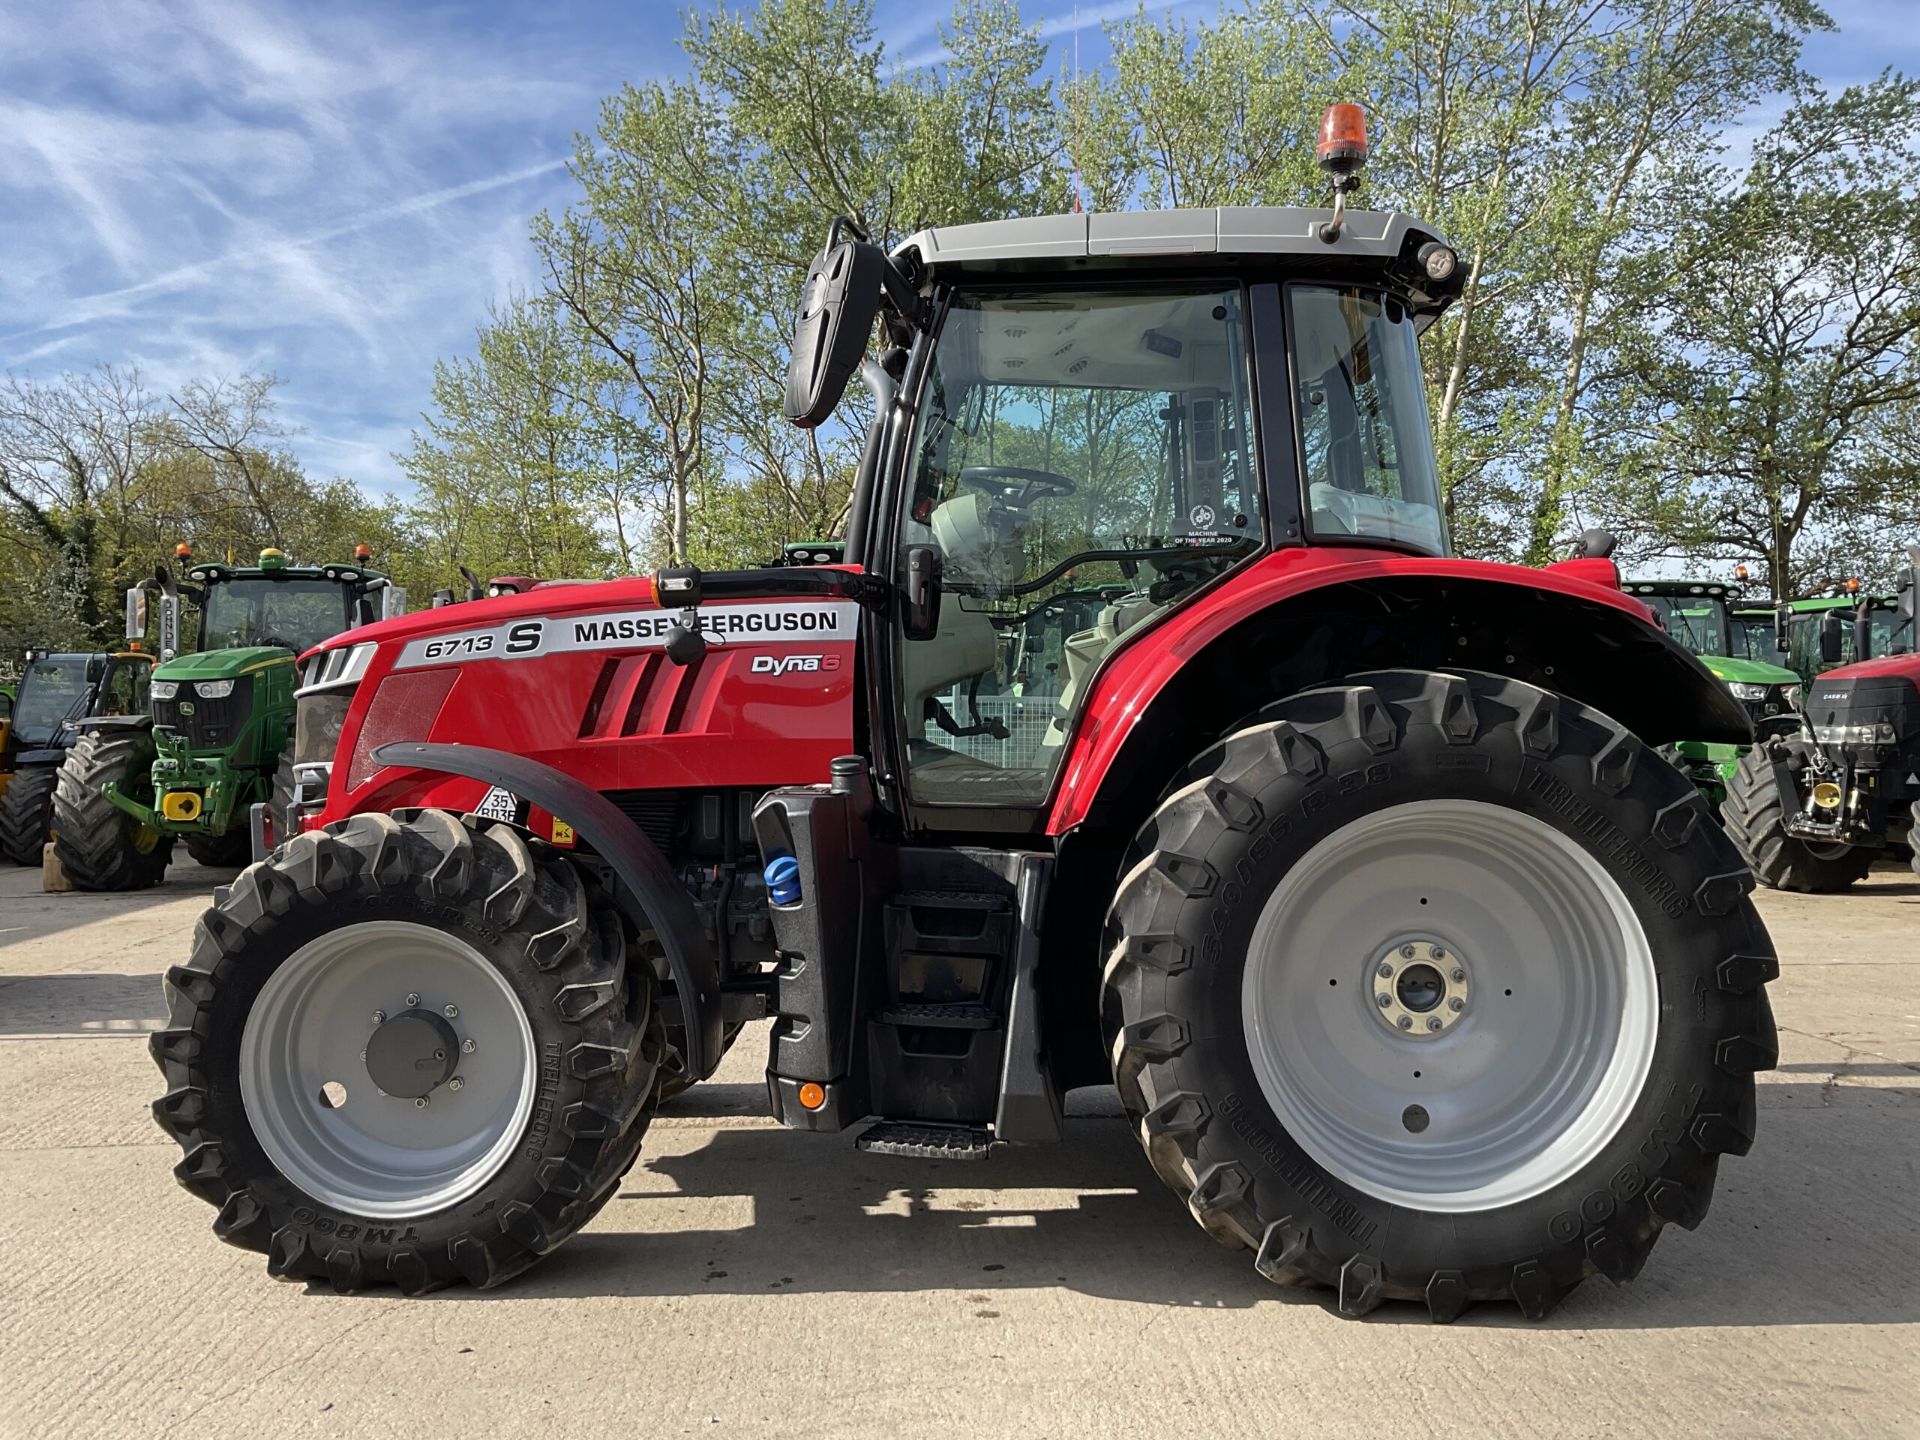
393;601;860;671
473;786;521;823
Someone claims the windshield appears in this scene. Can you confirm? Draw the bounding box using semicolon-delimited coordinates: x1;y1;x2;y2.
1729;613;1779;661
200;578;352;654
1642;595;1732;657
1291;285;1446;554
1866;606;1913;658
14;656;92;739
898;284;1259;806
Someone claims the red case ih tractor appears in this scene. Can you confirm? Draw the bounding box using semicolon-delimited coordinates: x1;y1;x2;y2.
151;115;1778;1321
1722;550;1920;890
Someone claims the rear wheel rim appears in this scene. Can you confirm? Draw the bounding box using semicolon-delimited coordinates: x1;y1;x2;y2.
240;920;536;1218
1241;799;1658;1213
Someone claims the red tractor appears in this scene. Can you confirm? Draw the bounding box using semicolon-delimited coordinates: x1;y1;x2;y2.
150;115;1777;1321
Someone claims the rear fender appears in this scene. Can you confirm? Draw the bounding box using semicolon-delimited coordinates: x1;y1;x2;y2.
1050;560;1750;836
367;741;724;1080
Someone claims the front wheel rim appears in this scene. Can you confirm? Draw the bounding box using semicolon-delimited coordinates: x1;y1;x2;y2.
240;920;537;1218
1241;799;1658;1213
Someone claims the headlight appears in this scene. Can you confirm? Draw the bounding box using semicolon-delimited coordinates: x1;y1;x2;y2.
150;680;178;701
1783;684;1802;711
195;679;236;699
1727;682;1769;701
1814;722;1897;745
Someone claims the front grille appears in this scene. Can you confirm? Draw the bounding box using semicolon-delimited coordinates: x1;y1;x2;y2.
154;677;252;749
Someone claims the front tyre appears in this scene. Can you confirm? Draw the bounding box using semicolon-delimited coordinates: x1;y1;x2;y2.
1722;741;1874;893
149;810;664;1292
0;765;57;864
185;828;252;868
52;729;173;890
1104;670;1778;1321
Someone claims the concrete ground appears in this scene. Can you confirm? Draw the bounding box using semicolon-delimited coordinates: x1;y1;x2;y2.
1;858;1916;1440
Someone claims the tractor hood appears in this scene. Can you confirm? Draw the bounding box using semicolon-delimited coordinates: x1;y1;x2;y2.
154;647;296;682
1697;654;1799;686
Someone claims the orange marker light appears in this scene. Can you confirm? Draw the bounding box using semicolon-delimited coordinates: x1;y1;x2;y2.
175;542;192;559
1317;103;1369;177
1844;577;1861;594
1734;564;1749;581
354;543;372;561
798;1082;826;1111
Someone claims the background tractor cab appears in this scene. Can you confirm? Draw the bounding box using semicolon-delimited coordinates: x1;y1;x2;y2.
0;647;151;865
47;543;406;891
1724;547;1920;891
157;108;1773;1319
1772;583;1909;682
1622;578;1801;808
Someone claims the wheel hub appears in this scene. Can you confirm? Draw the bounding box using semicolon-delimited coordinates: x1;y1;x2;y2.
1370;940;1469;1037
364;1008;460;1099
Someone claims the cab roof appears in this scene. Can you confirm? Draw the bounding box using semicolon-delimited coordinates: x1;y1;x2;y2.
895;206;1455;289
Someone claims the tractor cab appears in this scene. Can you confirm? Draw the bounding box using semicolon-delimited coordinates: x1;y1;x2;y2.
786;202;1462;823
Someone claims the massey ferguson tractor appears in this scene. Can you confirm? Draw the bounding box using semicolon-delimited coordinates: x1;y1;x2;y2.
52;544;405;889
150;109;1780;1321
1723;551;1920;891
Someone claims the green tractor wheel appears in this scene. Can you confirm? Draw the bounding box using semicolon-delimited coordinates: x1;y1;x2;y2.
0;766;58;865
52;730;174;891
185;829;253;869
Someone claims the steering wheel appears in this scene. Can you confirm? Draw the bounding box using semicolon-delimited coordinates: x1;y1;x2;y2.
959;464;1077;508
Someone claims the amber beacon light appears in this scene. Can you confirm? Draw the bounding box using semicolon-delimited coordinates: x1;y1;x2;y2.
1316;103;1370;241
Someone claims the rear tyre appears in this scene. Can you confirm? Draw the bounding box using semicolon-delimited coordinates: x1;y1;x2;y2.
0;765;57;865
1104;669;1777;1322
1723;741;1874;892
185;829;252;868
149;811;664;1292
51;730;173;890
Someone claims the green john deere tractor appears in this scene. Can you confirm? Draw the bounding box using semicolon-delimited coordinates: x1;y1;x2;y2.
1624;579;1803;809
0;648;152;864
51;544;405;890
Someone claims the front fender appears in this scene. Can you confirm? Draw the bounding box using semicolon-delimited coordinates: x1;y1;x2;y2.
368;740;724;1080
1048;549;1750;834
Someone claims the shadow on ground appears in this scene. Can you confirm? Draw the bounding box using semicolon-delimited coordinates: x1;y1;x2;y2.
0;972;167;1036
431;1077;1920;1330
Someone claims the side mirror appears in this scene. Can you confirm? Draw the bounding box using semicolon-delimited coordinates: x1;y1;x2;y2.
382;585;408;621
904;544;943;641
784;221;886;429
1818;611;1845;665
125;587;148;641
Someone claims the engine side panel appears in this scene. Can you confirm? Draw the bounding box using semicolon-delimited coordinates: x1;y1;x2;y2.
305;579;859;826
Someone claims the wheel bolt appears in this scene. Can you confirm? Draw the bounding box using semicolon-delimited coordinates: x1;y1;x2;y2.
1450;968;1466;984
1449;997;1465;1012
462;1038;477;1054
1426;1016;1443;1032
1432;947;1447;961
1397;1015;1413;1031
1378;962;1395;979
1399;945;1416;959
1377;993;1393;1009
448;1077;465;1092
370;1010;385;1026
405;992;421;1007
444;1003;459;1019
414;1097;429;1109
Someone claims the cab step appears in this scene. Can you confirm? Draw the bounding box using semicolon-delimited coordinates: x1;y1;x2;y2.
854;1121;994;1160
872;1001;997;1030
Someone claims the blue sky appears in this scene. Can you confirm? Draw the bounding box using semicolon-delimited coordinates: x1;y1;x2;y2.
0;0;1908;499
